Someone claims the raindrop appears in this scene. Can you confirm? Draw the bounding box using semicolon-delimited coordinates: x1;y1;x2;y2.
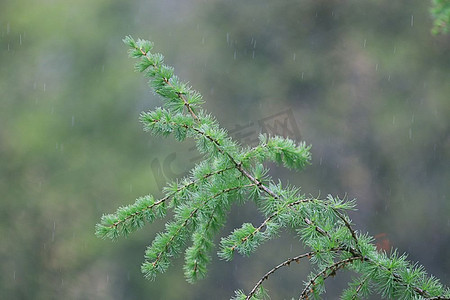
293;53;296;61
43;83;46;92
319;157;322;165
226;32;230;45
363;39;367;48
52;221;56;242
13;271;16;280
392;115;396;125
19;34;22;45
388;75;391;81
252;50;255;59
102;65;105;72
409;128;412;140
7;43;9;51
375;63;378;71
301;72;304;79
127;272;130;281
7;23;10;35
106;274;109;284
71;116;75;127
201;36;205;44
129;184;133;192
393;46;397;54
411;114;414;124
233;50;236;60
410;15;414;27
253;39;256;49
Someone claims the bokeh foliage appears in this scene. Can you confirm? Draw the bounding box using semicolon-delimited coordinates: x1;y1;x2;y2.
431;0;450;34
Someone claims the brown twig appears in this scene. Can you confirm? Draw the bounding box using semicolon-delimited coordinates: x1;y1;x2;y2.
246;248;344;300
300;256;363;300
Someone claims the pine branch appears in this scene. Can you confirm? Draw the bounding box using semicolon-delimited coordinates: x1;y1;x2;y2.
300;256;365;300
95;36;450;300
142;182;255;280
95;165;235;240
246;248;344;300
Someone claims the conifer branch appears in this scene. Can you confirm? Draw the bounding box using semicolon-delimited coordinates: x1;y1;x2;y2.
142;182;255;280
95;165;235;240
246;248;344;300
300;256;364;300
351;275;370;300
95;36;450;300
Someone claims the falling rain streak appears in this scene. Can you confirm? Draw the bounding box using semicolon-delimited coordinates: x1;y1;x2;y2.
52;221;56;242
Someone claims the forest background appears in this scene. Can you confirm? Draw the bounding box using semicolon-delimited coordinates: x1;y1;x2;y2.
1;0;449;299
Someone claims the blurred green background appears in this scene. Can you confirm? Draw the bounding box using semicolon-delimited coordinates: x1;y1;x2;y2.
1;0;449;299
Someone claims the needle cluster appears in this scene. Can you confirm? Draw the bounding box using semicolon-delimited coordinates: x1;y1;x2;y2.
95;36;450;299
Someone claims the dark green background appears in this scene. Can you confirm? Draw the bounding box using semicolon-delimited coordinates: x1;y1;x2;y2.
1;0;449;299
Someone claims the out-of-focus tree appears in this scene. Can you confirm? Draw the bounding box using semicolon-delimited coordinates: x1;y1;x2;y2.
431;0;450;34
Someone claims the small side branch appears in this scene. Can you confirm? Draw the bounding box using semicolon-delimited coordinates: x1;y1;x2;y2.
299;256;363;300
351;275;369;300
105;166;235;231
246;248;344;300
150;183;256;268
